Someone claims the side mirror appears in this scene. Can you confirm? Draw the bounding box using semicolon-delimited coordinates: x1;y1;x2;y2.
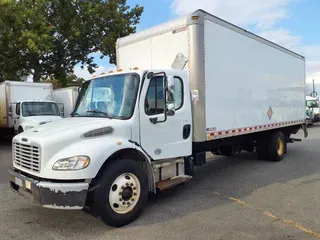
165;76;175;116
166;103;175;116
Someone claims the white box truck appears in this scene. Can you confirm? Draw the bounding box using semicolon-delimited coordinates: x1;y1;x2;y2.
53;86;79;118
306;95;319;123
0;81;62;135
9;9;307;227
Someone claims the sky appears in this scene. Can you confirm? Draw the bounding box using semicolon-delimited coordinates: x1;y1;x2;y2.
74;0;320;93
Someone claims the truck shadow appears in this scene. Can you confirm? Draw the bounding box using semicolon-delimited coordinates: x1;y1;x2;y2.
0;135;13;147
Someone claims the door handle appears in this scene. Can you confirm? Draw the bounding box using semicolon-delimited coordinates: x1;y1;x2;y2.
149;117;158;124
183;124;191;139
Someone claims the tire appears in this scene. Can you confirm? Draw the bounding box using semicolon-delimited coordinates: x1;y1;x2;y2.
256;137;268;160
267;131;286;162
91;158;148;227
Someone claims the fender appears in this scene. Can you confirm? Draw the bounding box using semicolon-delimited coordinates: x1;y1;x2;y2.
97;146;156;193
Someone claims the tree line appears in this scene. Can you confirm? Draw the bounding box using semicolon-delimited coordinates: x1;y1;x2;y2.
0;0;143;86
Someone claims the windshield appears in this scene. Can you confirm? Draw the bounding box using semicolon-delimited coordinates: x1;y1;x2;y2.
22;102;60;117
73;73;140;119
306;100;319;108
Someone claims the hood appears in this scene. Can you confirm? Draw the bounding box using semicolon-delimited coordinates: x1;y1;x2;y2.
16;117;131;143
13;117;132;176
23;115;62;125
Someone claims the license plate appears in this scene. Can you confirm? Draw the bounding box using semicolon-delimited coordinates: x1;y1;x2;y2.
25;181;31;190
15;177;23;187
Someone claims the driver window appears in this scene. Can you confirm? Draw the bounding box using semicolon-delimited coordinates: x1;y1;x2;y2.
145;76;164;115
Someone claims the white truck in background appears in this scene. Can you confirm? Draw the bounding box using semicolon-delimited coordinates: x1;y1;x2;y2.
306;95;319;123
9;9;307;227
53;86;79;118
0;81;62;135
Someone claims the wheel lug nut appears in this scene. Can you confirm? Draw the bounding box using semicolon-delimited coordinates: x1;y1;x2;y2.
127;202;130;205
119;198;123;201
122;202;126;205
131;198;135;201
130;183;134;187
119;192;122;196
134;192;137;196
121;186;125;189
133;187;137;190
126;183;129;186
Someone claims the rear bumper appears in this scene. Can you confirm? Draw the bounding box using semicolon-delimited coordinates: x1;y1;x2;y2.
9;169;89;210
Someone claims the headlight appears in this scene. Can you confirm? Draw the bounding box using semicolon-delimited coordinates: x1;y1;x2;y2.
52;155;90;170
24;126;35;130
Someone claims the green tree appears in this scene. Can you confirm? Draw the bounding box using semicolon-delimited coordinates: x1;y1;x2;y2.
0;0;143;85
0;0;53;82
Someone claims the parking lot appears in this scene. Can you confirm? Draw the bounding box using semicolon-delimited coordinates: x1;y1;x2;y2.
0;126;320;240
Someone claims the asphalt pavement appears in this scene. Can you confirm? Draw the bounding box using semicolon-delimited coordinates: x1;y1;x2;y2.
0;126;320;240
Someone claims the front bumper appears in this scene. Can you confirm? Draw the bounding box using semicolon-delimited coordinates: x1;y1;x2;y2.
9;169;89;210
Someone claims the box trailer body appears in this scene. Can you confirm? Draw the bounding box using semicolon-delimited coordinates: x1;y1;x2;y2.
9;9;307;228
53;87;79;118
117;10;306;143
0;81;62;134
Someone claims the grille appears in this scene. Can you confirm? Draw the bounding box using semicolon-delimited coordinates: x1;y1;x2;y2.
13;142;40;172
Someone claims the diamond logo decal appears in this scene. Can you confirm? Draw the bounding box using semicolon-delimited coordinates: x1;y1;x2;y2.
267;106;273;120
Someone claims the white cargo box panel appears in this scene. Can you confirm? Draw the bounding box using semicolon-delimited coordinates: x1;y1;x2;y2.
53;87;79;118
116;15;189;71
6;81;53;103
116;9;306;142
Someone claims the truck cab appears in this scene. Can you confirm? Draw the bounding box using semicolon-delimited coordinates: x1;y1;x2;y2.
10;100;62;133
306;96;319;123
9;69;192;226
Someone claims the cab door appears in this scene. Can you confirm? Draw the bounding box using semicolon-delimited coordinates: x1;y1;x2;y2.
139;70;192;160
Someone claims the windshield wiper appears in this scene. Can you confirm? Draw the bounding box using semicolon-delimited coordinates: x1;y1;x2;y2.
86;109;110;118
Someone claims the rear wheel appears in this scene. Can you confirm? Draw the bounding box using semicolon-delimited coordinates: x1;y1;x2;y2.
267;131;286;162
91;159;148;227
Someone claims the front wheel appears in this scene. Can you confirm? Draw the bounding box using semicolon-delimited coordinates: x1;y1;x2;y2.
92;159;148;227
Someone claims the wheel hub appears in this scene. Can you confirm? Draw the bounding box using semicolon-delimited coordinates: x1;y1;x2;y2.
277;137;284;155
122;187;133;201
109;173;141;214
